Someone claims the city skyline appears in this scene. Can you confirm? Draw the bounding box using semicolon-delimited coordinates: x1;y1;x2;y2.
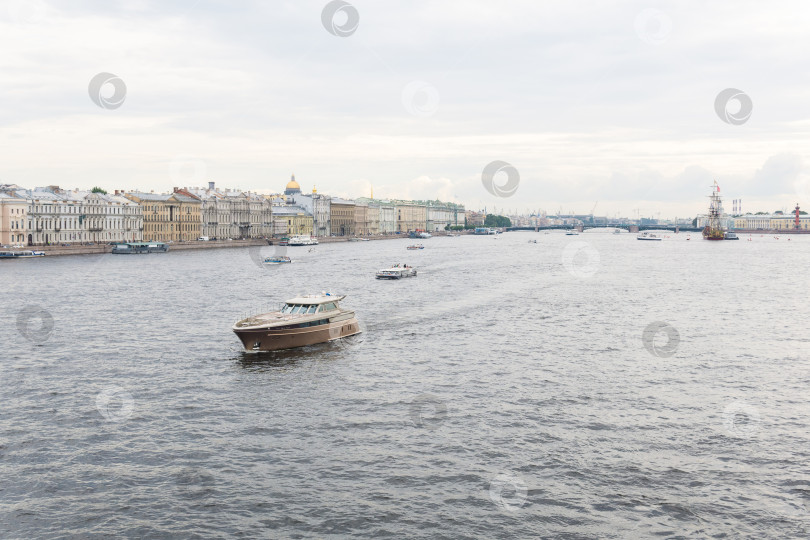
2;1;810;218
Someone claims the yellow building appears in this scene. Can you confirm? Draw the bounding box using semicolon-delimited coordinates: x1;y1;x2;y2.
771;215;810;230
272;205;313;236
0;192;28;246
125;191;201;242
394;200;427;232
354;203;369;236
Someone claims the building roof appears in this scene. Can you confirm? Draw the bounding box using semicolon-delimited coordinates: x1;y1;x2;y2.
272;205;311;216
330;197;355;205
127;192;200;203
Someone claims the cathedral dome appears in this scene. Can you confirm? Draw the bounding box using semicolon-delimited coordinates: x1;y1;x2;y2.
284;174;301;195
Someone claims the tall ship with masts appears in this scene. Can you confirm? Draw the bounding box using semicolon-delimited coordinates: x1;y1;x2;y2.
702;181;726;240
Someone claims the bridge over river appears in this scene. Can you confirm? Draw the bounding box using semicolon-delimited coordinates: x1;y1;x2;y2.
507;224;703;233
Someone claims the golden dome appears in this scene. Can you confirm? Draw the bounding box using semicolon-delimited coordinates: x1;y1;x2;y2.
286;178;300;191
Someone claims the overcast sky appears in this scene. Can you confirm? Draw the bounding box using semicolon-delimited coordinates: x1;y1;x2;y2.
2;0;810;218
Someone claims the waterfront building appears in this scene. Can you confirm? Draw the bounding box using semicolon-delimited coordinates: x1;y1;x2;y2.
465;210;486;227
271;204;313;237
423;200;465;231
378;202;395;234
367;204;380;235
355;197;395;234
185;183;273;239
393;200;427;232
125;190;201;242
6;186;143;245
330;198;356;236
354;202;369;236
0;192;28;245
291;188;332;237
771;215;810;230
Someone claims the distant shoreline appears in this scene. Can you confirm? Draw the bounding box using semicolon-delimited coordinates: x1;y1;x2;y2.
10;232;468;257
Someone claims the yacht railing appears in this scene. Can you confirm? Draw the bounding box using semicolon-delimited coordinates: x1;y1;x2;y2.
234;302;287;323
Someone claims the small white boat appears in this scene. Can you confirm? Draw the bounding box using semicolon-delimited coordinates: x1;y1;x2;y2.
565;231;579;236
407;244;424;250
287;235;318;246
613;229;622;235
376;265;417;279
528;239;537;244
637;231;662;241
348;237;370;242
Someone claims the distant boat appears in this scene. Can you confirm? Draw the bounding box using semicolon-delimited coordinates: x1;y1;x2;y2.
407;244;424;250
287;235;317;246
111;242;168;254
723;231;739;240
565;231;579;236
637;231;663;241
376;264;417;279
0;250;45;259
264;256;291;264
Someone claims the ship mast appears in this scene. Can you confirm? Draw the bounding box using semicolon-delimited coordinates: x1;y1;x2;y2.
703;180;725;239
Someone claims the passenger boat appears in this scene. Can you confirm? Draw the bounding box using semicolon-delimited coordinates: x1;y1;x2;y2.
637;231;663;241
407;244;424;250
376;264;417;279
723;231;739;240
232;293;361;352
111;242;168;254
278;237;289;246
287;235;318;246
0;250;45;259
565;231;579;236
348;237;370;242
263;256;291;264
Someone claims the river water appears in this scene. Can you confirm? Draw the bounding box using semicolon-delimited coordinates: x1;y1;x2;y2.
2;231;809;538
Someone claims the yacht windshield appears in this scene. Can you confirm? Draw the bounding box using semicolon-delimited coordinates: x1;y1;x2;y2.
307;305;317;314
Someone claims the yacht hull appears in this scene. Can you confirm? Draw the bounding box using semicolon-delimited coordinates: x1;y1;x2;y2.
233;314;361;352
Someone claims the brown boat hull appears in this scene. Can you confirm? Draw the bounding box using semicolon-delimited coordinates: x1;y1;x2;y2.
233;316;361;352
